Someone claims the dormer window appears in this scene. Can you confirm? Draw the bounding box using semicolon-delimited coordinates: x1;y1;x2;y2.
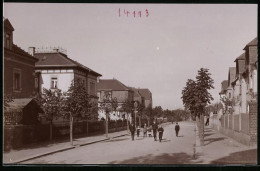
5;33;11;49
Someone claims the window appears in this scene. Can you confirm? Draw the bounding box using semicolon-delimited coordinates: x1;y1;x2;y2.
229;93;231;99
5;33;11;49
51;78;58;89
13;69;21;92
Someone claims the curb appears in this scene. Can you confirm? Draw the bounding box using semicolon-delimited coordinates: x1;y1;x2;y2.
8;133;128;164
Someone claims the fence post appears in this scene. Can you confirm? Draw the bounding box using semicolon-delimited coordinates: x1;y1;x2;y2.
227;114;229;129
239;113;242;131
249;101;257;145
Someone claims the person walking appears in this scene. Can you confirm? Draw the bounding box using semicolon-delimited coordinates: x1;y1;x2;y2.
129;123;136;141
175;122;180;137
152;121;158;141
158;125;164;142
205;116;210;126
143;123;147;137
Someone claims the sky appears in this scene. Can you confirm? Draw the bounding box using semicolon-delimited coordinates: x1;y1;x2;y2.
3;3;257;110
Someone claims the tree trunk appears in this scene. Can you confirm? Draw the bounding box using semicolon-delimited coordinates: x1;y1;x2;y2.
195;115;201;147
199;114;204;146
49;120;53;141
70;114;73;146
105;112;108;138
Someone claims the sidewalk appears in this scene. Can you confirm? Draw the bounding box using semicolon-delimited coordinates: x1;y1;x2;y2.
196;126;257;164
3;130;129;164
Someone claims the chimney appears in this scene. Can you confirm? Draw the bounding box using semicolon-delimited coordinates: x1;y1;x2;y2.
28;47;35;56
53;48;59;53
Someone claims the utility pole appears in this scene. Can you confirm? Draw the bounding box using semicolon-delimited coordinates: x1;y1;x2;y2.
134;101;138;130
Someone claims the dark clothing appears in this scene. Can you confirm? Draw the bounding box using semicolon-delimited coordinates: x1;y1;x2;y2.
205;118;209;126
129;125;135;132
153;129;157;141
175;124;180;137
137;128;140;137
152;123;158;130
152;123;158;141
158;127;164;142
129;124;135;140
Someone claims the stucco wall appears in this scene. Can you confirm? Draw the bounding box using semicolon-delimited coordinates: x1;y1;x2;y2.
40;69;74;93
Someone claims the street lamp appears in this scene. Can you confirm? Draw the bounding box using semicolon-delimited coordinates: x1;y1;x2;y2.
134;101;138;129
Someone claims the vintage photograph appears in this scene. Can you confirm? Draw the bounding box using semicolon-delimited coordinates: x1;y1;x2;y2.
3;3;257;165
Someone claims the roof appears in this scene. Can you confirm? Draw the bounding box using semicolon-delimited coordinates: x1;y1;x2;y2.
97;79;131;91
228;67;236;85
138;89;152;100
3;18;14;31
219;80;228;94
128;87;142;97
34;52;101;76
10;44;39;61
5;98;34;112
234;53;245;62
243;37;257;50
221;80;228;91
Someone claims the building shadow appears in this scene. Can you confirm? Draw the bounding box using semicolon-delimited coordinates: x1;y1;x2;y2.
204;137;227;146
108;152;202;164
161;139;171;142
204;133;213;137
102;138;129;143
177;135;184;137
210;149;257;164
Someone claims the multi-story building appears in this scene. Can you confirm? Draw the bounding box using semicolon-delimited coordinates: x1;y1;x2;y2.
30;47;101;97
128;87;145;106
97;78;134;121
220;37;257;115
138;88;153;108
232;53;246;114
219;80;228;99
242;37;258;104
227;67;236;100
4;18;39;98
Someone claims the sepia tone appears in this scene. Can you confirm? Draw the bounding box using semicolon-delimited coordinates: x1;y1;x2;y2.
3;3;257;165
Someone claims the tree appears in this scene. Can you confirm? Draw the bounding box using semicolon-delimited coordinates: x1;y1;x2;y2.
181;68;214;146
99;91;118;138
121;99;134;133
143;104;153;126
63;79;96;145
153;106;163;123
220;96;235;114
36;88;63;141
136;101;145;127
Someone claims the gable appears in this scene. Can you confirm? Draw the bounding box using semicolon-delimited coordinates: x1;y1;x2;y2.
4;18;14;31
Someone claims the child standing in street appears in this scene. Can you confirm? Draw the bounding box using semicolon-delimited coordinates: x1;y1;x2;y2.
158;125;164;142
137;126;140;137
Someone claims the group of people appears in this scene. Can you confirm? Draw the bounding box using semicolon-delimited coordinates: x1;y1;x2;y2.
129;121;180;142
